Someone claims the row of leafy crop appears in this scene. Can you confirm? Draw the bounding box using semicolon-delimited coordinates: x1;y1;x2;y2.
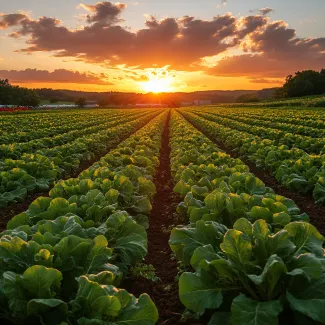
229;108;325;130
217;107;325;130
0;109;161;208
168;110;325;325
0;109;126;144
193;109;325;154
207;108;325;140
229;95;325;108
0;110;168;325
0;110;146;159
182;109;325;205
0;109;106;132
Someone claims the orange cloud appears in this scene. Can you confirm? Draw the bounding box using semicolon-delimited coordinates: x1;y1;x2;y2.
1;4;266;69
207;20;325;79
0;1;324;84
0;68;114;85
80;1;126;24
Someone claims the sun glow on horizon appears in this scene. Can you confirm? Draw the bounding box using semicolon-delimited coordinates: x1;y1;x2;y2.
142;78;175;93
140;69;175;93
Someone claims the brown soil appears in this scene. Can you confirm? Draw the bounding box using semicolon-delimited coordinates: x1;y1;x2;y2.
179;110;325;236
125;110;207;325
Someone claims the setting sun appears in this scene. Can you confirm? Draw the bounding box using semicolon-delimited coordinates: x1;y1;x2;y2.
142;77;174;93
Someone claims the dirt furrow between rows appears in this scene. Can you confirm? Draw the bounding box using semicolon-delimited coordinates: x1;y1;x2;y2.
126;111;206;325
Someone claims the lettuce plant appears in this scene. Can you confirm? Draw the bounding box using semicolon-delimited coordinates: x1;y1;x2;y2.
178;219;325;325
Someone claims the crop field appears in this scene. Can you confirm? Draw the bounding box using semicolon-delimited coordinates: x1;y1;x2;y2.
1;107;325;325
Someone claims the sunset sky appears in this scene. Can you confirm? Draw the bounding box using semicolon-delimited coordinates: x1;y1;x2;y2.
1;0;325;93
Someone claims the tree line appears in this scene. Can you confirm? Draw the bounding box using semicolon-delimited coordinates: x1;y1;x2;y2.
279;69;325;98
236;69;325;103
0;79;40;107
3;69;325;107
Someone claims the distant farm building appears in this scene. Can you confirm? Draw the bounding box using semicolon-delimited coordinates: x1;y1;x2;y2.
194;99;212;105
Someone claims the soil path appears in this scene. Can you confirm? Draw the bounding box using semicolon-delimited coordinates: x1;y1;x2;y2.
179;110;325;236
126;110;207;325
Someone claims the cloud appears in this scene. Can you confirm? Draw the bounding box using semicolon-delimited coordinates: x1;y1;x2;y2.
128;74;150;82
217;0;227;8
80;1;126;24
236;15;268;39
249;78;283;84
207;19;325;78
249;7;273;16
0;3;325;82
259;7;273;15
207;51;325;79
2;9;247;69
0;13;28;29
0;68;114;85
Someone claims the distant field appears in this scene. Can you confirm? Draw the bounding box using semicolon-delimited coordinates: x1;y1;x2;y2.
232;94;325;108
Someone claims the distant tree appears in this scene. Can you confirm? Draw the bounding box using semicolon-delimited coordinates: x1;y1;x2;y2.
19;88;40;107
35;88;75;103
236;93;260;103
50;98;58;104
282;69;325;97
75;97;86;108
273;87;286;99
0;79;40;107
109;94;126;105
0;79;10;87
97;97;110;107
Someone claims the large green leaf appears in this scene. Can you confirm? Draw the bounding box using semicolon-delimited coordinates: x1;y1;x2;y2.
169;220;227;265
287;275;325;323
117;293;159;325
220;229;253;271
85;235;113;274
248;255;287;300
284;222;324;256
21;265;62;298
27;298;68;325
233;218;253;241
287;253;322;281
105;212;147;266
74;276;158;325
54;235;93;272
0;236;45;272
73;276;121;319
179;272;222;313
231;294;282;325
190;244;219;270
